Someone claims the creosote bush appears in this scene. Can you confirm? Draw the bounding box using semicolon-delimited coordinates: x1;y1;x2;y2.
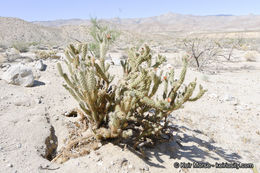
54;20;206;163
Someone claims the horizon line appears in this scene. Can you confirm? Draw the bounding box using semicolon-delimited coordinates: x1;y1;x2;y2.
1;12;260;22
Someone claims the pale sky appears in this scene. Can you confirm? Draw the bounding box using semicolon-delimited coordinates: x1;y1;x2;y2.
0;0;260;21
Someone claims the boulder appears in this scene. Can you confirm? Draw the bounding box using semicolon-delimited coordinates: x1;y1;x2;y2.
1;64;34;87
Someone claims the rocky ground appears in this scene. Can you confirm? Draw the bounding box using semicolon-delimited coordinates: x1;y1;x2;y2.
0;48;259;173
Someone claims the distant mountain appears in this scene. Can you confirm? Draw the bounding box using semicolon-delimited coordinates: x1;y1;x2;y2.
208;14;234;16
33;12;260;33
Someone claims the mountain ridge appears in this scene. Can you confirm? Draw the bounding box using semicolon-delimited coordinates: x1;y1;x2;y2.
1;13;260;46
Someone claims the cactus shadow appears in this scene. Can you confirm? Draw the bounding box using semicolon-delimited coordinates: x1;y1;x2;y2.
124;124;242;168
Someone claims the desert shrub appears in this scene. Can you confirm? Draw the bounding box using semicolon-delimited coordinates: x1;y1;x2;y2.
12;42;30;53
35;50;60;59
244;51;257;62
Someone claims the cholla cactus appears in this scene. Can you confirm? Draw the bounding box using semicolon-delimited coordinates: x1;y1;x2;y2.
56;42;206;162
89;18;119;71
54;20;206;163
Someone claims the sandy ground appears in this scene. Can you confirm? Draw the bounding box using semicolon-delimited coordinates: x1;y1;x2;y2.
0;52;260;173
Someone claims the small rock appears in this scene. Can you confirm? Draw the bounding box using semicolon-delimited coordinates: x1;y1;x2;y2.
17;143;22;148
110;161;116;165
1;64;34;87
37;96;44;104
37;97;42;104
7;163;13;168
35;60;45;71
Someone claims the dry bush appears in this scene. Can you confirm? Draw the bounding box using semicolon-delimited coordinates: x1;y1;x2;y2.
211;35;249;61
183;37;222;70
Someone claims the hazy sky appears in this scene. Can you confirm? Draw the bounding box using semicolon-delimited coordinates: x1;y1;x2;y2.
1;0;260;21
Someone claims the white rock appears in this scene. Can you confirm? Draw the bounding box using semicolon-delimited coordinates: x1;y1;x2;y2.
1;65;34;87
35;60;45;71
